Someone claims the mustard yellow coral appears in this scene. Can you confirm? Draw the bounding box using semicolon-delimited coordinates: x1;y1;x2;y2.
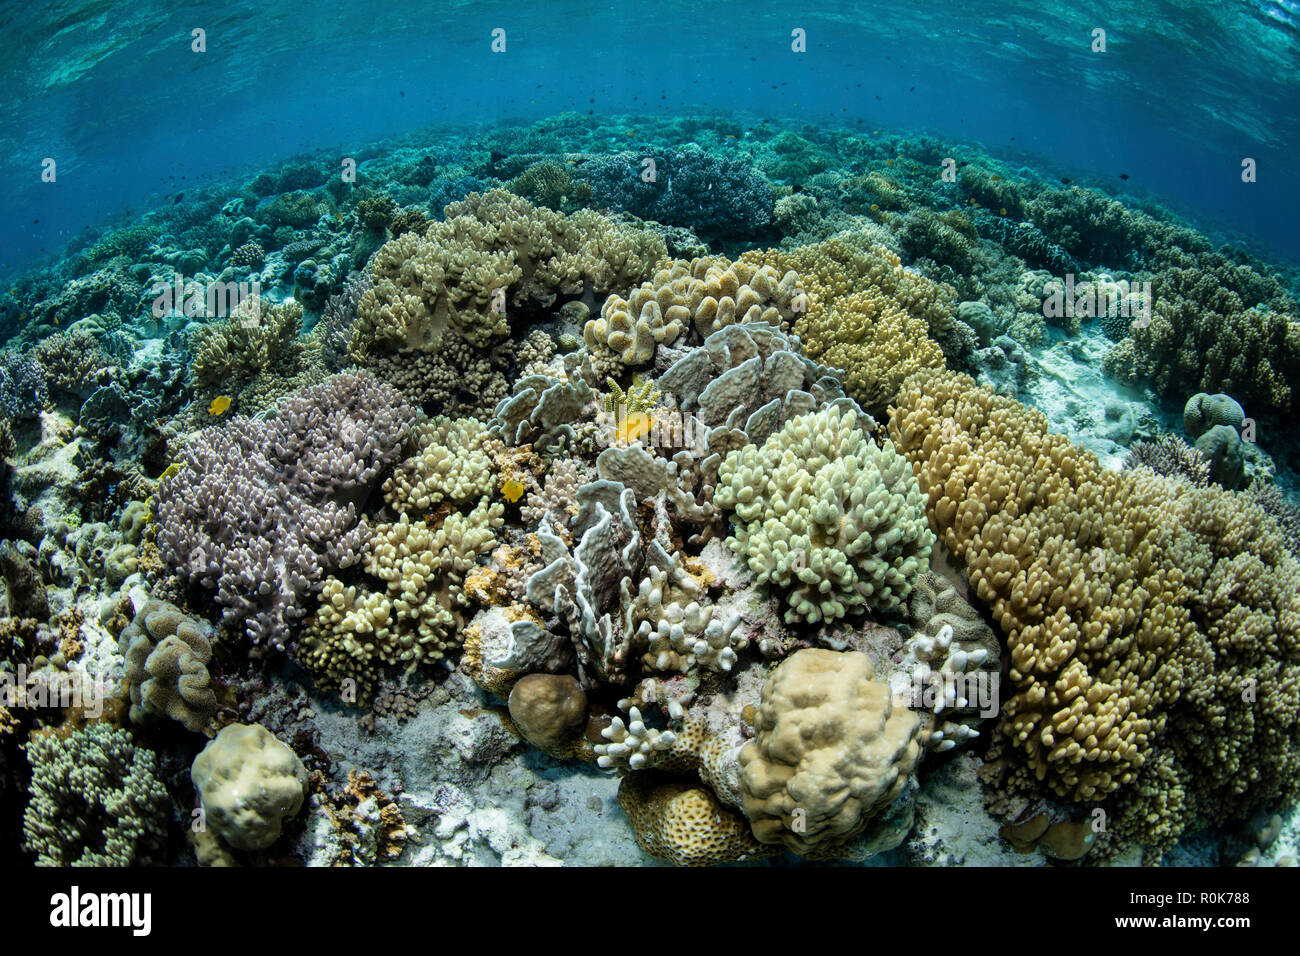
889;367;1300;858
740;232;955;410
618;772;779;866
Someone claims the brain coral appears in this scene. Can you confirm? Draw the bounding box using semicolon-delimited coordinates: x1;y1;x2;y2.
715;403;934;623
739;649;922;858
618;772;780;866
191;723;307;851
889;367;1300;858
740;231;955;411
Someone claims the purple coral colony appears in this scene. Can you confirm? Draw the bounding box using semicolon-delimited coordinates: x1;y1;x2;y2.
2;2;1300;879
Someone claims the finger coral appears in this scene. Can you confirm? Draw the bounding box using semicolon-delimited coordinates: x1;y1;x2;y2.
889;367;1300;858
716;403;934;623
740;232;955;411
1106;264;1300;413
23;723;171;866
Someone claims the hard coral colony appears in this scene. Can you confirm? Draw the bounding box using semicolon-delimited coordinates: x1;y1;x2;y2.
3;46;1300;878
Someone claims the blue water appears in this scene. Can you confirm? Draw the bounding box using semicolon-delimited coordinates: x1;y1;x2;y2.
2;0;1298;278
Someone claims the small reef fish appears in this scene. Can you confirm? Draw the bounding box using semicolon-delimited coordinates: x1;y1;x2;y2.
618;412;653;444
501;479;526;503
208;395;232;416
157;462;184;483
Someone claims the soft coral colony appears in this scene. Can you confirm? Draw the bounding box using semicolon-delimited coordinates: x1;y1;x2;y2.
1;114;1299;867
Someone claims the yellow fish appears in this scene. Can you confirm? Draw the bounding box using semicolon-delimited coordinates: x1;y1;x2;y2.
617;412;653;444
502;479;526;503
1000;207;1007;216
157;462;184;483
208;395;232;416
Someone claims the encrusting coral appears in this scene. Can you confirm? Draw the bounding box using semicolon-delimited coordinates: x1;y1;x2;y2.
739;649;923;858
191;723;308;851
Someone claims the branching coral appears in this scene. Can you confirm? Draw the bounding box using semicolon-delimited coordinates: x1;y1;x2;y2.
716;403;933;623
740;232;954;411
298;498;504;694
155;372;414;646
382;416;494;516
889;367;1300;858
23;723;171;866
1108;265;1300;413
191;295;303;388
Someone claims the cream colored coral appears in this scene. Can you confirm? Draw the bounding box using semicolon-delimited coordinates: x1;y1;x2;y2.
715;403;933;622
595;706;679;771
583;256;801;365
739;649;922;856
383;416;494;516
299;498;504;693
191;723;307;851
624;554;747;673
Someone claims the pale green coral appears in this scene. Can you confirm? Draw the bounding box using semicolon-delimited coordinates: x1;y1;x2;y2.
715;404;934;623
191;723;307;851
382;416;494;516
300;498;504;695
23;723;171;866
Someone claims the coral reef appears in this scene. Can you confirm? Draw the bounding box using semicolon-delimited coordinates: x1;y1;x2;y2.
5;111;1300;872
